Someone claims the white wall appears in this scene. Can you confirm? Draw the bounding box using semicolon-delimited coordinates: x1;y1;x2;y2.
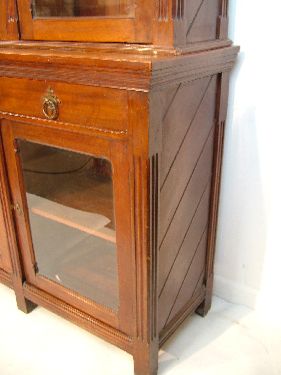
214;0;281;312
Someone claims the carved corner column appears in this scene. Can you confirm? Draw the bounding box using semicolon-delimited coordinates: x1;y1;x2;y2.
128;90;160;375
0;0;19;40
217;0;229;40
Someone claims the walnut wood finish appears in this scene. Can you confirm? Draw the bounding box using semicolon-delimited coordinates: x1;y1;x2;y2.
2;119;135;333
0;1;19;41
0;268;12;287
0;187;12;274
0;130;13;278
158;75;217;332
2;0;231;49
0;2;238;374
0;77;128;135
17;0;153;43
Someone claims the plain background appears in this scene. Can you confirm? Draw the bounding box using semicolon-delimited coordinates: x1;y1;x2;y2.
214;0;281;315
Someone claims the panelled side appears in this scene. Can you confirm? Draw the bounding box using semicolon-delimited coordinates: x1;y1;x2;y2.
173;0;229;47
156;74;222;338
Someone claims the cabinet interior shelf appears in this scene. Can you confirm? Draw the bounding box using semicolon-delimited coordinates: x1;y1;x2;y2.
27;193;116;243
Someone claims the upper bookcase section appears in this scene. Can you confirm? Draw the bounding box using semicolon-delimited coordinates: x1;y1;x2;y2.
0;0;230;49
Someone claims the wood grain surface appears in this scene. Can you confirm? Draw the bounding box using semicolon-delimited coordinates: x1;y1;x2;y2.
0;1;238;374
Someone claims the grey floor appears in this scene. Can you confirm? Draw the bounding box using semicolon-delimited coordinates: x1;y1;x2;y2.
0;283;280;375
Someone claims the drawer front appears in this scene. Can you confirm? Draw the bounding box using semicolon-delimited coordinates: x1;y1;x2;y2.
0;77;128;136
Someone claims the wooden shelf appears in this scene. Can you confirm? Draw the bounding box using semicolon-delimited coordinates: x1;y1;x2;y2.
27;193;116;243
29;213;119;310
21;143;116;241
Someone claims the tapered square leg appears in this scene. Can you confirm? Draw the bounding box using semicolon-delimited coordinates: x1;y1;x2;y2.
133;340;159;375
15;292;37;314
196;276;213;317
196;295;212;317
11;273;37;314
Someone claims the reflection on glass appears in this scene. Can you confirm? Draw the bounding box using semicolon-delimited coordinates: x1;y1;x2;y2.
32;0;134;18
19;140;119;310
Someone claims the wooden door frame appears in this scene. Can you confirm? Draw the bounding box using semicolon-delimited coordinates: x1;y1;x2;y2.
1;119;135;335
16;0;153;43
0;0;19;40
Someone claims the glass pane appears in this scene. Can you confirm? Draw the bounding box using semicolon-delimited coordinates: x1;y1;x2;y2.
19;140;119;311
32;0;134;18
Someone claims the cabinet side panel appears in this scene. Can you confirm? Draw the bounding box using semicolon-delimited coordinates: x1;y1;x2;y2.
173;0;228;47
185;0;221;43
158;75;218;334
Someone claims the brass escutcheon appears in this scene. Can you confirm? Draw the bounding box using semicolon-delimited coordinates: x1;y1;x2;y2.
42;87;60;120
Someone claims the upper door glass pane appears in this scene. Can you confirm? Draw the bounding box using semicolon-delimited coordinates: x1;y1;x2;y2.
32;0;135;18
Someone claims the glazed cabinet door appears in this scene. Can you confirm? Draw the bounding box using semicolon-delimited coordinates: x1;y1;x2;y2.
17;0;153;43
1;119;134;334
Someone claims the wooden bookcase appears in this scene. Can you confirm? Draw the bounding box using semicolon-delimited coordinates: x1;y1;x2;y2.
0;1;238;374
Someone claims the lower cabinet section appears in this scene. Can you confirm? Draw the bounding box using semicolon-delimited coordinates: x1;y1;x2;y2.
0;44;238;374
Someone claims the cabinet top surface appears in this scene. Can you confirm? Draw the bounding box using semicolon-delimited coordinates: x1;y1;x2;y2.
0;40;236;63
0;41;239;91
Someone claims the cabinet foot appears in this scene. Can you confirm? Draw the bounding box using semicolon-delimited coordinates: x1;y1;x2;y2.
15;294;37;314
196;276;214;317
196;294;212;317
133;340;159;375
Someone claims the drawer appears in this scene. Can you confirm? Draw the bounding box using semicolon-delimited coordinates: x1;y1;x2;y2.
0;77;128;135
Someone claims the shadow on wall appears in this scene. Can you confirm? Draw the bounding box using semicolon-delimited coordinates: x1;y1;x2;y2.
214;0;268;309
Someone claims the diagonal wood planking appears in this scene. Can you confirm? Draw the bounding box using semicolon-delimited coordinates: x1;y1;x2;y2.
159;127;214;293
185;0;220;43
158;179;211;331
185;0;206;37
160;75;217;241
158;75;218;333
161;76;211;187
165;228;208;326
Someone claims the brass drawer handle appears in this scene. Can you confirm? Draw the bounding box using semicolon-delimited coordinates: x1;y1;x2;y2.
42;88;60;120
